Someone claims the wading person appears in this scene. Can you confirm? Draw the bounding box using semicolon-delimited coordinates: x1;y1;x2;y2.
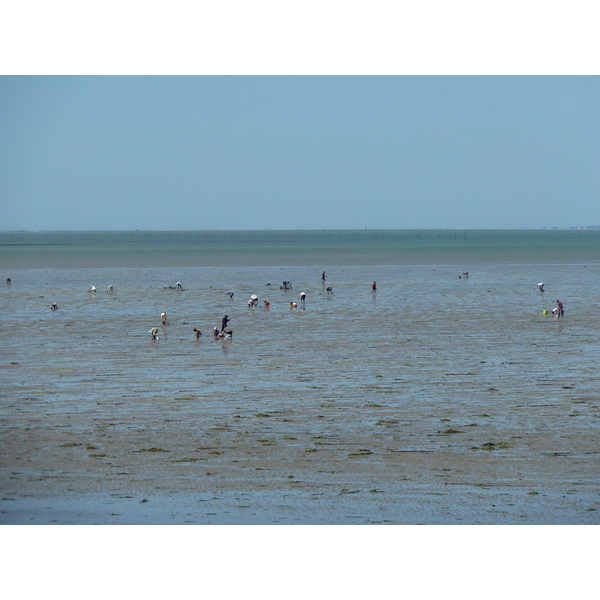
221;315;230;332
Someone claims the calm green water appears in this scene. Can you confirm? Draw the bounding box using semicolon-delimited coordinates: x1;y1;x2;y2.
2;229;599;268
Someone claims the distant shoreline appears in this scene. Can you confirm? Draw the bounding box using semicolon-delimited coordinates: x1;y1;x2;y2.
2;227;600;234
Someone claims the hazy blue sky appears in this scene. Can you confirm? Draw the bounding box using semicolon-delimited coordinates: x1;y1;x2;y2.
2;76;599;230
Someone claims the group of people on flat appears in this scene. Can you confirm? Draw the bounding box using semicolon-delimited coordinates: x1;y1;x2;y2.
538;283;565;317
7;271;566;341
150;276;336;340
152;313;232;341
247;294;271;308
187;315;233;342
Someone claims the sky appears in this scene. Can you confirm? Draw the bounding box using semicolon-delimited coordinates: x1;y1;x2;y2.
1;75;600;231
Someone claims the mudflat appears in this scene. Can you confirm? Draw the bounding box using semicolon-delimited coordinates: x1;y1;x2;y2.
2;261;599;524
2;364;599;524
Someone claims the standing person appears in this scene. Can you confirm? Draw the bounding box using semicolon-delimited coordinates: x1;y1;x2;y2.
371;281;377;292
556;299;564;317
321;271;326;283
161;311;167;324
221;314;230;332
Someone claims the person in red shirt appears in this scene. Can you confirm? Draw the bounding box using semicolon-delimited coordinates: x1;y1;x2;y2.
556;300;564;317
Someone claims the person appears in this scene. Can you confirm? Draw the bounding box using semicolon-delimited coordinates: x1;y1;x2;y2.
537;282;544;292
371;281;377;292
176;282;182;290
149;327;159;340
50;302;58;311
107;284;114;292
221;315;230;331
264;300;271;308
6;278;11;285
193;328;202;339
290;301;297;308
556;299;564;317
299;292;306;303
462;272;469;278
161;311;167;324
282;281;292;290
223;326;233;339
212;327;220;337
321;271;326;283
326;286;333;294
227;292;234;298
89;285;96;292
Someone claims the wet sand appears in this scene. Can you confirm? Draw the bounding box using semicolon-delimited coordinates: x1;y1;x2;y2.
2;373;599;524
2;263;599;524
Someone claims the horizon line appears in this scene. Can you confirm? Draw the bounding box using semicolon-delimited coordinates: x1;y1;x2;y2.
2;226;600;234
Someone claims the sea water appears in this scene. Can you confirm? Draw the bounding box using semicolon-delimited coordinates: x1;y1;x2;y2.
1;230;599;524
2;228;600;268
